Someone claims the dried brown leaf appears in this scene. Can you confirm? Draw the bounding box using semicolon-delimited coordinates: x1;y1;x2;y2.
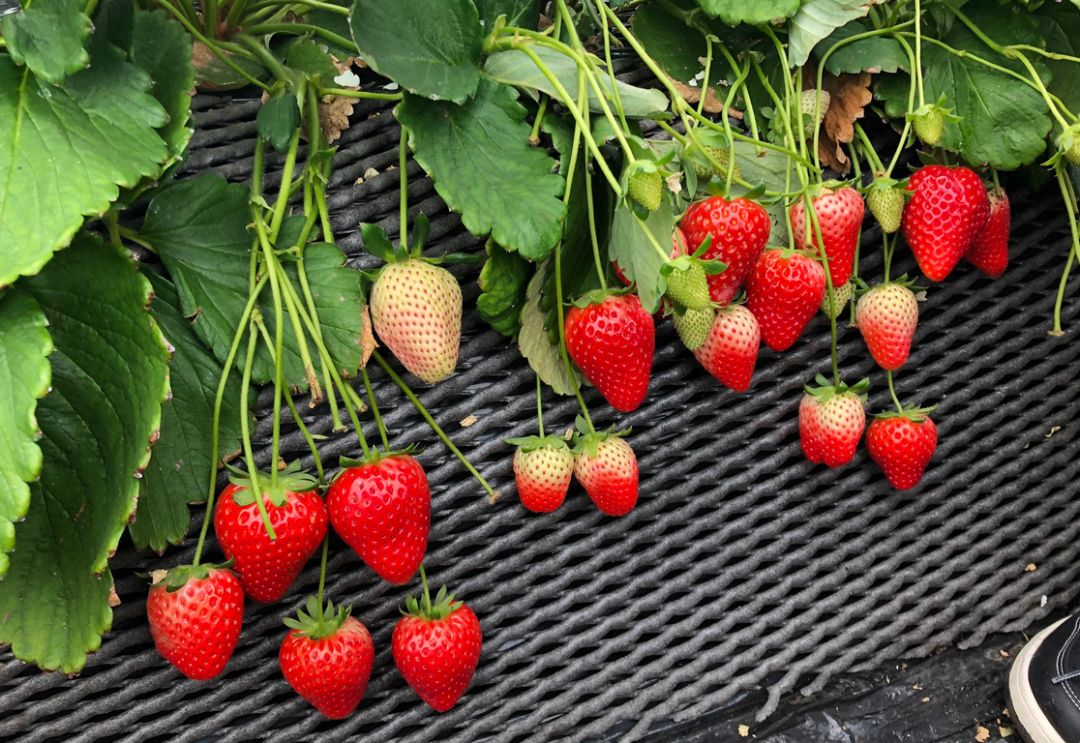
319;95;355;144
816;72;872;174
975;725;990;743
670;76;742;118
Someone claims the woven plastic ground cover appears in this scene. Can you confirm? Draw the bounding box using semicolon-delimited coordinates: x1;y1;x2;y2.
2;87;1080;743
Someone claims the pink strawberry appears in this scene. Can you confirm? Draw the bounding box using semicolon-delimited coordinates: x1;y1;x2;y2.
790;186;864;286
798;377;868;468
855;282;919;370
901;165;990;281
964;188;1010;278
866;409;938;490
745;249;826;352
693;304;760;392
573;432;639;517
680;196;772;304
507;436;574;513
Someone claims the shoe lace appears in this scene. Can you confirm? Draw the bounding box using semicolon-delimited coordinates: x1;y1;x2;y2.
1053;669;1080;684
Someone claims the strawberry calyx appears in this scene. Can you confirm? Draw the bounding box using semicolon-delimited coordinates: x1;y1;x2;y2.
153;560;234;593
402;565;462;622
283;594;352;640
570;287;633;309
571;418;630;458
854;274;921;297
505;434;569;454
802;373;870;403
227;460;319;508
873;404;936;422
337;444;417;471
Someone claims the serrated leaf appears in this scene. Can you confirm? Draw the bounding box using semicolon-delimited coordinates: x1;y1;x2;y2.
730;140;791;246
477;242;532;337
1036;4;1080;116
348;0;483;103
483;46;669;118
0;234;170;672
0;44;169;287
608;203;675;314
632;2;709;84
814;21;908;74
2;0;91;83
0;292;52;577
788;0;875;68
131;8;195;164
306;5;356;59
130;272;246;552
396;79;566;261
476;0;539;30
518;272;580;396
257;94;302;152
286;38;339;81
697;0;799;25
93;0;135;50
141;174;365;386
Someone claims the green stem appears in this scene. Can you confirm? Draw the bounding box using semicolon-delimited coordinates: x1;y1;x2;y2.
399;129;409;251
117;226;157;252
698;35;715;118
854;123;886;173
235;32;291;82
244;22;359;54
316;87;404;101
590;0;629;131
529;96;549;144
154;3;271;91
205;0;219;38
269;127;303;243
914;0;925;107
583;152;609;290
316;536;329;626
284;385;324;482
805;197;841;386
361;367;391;451
239;320;277;540
1052;164;1080;335
535;374;545;439
886;370;904;413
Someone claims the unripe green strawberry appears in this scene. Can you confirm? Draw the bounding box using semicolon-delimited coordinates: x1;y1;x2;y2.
820;281;853;319
801;89;830;134
628;170;662;211
665;261;710;310
1067;139;1080;167
370;259;462;384
672;306;713;351
687;144;739;180
866;181;905;234
913;107;944;146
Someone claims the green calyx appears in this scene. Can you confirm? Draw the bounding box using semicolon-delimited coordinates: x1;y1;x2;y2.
874;404;935;422
361;214;431;264
1057;125;1080;167
338;444;417;471
227;460;318;508
154;560;234;593
570;286;631;309
403;565;462;622
803;373;870;403
284;594;352;640
505;434;569;453
571;418;629;457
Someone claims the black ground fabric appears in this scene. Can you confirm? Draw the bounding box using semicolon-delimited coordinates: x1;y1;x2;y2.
1;87;1079;743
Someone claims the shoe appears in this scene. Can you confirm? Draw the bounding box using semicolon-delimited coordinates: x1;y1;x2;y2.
1008;614;1080;743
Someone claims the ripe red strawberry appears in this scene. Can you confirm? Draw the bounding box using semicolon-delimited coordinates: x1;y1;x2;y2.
214;464;327;603
693;304;760;393
790;186;864;286
855;282;918;370
326;453;430;584
370;259;462;383
799;377;868;468
745;249;826;352
902;165;990;282
565;292;655;413
866;410;938;490
572;432;639;517
279;596;375;719
508;436;574;513
393;569;483;712
680;196;771;304
147;565;244;680
964;188;1010;278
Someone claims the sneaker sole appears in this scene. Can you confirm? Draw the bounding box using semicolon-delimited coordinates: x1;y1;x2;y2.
1007;616;1071;743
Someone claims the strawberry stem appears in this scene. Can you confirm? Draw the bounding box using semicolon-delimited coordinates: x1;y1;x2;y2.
914;0;926;109
399;130;409;252
535;374;545;439
886;370;904;414
583;151;609;291
360;366;392;451
283;385;324;482
803;196;842;386
316;536;329;628
1052;163;1080;335
239;319;278;540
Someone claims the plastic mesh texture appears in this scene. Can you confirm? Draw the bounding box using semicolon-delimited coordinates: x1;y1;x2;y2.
2;89;1079;743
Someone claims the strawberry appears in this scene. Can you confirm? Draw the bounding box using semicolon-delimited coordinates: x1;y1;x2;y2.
866;409;938;490
745;249;826;352
628;169;662;211
865;177;906;235
672;306;714;351
573;431;639;517
680;196;771;304
565;292;655;413
820;281;853;319
902;165;990;282
693;304;760;393
664;259;711;310
214;463;327;603
855;282;918;370
279;596;375;719
147;565;244;680
913;107;944;146
507;436;574;513
686;143;739;180
964;188;1010;278
1068;139;1080;167
326;453;430;584
370;259;462;383
800;89;830;134
393;568;483;712
799;377;868;468
790;186;864;287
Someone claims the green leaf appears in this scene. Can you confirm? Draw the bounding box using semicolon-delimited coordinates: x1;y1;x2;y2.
788;0;875;68
518;272;580;396
142;174;365;386
608;202;675;314
696;0;799;25
348;0;483;103
632;2;709;84
477;241;532;337
306;5;356;59
483;45;669;118
2;0;91;83
0;234;170;672
396;79;566;261
93;0;135;50
257;94;302;152
0;45;169;287
476;0;539;31
730;140;791;246
1036;4;1080;116
0;292;52;578
130;272;245;552
814;21;909;74
286;38;340;82
131;8;195;164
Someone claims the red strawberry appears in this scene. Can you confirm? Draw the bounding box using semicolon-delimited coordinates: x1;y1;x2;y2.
680;196;771;304
855;282;918;370
572;432;639;517
745;249;826;352
693;304;760;393
326;453;430;584
565;292;655;413
147;565;244;680
964;188;1010;278
214;463;327;603
798;377;868;468
507;436;574;513
393;568;482;712
866;410;938;490
279;596;375;719
790;186;864;287
902;165;990;281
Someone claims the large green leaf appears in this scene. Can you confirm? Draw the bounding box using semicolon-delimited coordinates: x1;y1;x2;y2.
131;273;245;552
1036;5;1080;116
349;0;483;104
2;0;91;84
476;0;539;30
0;46;169;287
632;2;709;84
608;202;675;314
0;292;52;578
483;46;669;118
697;0;799;25
396;79;567;261
788;0;875;67
814;21;909;75
141;174;365;386
131;8;195;164
0;234;170;672
477;242;532;337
